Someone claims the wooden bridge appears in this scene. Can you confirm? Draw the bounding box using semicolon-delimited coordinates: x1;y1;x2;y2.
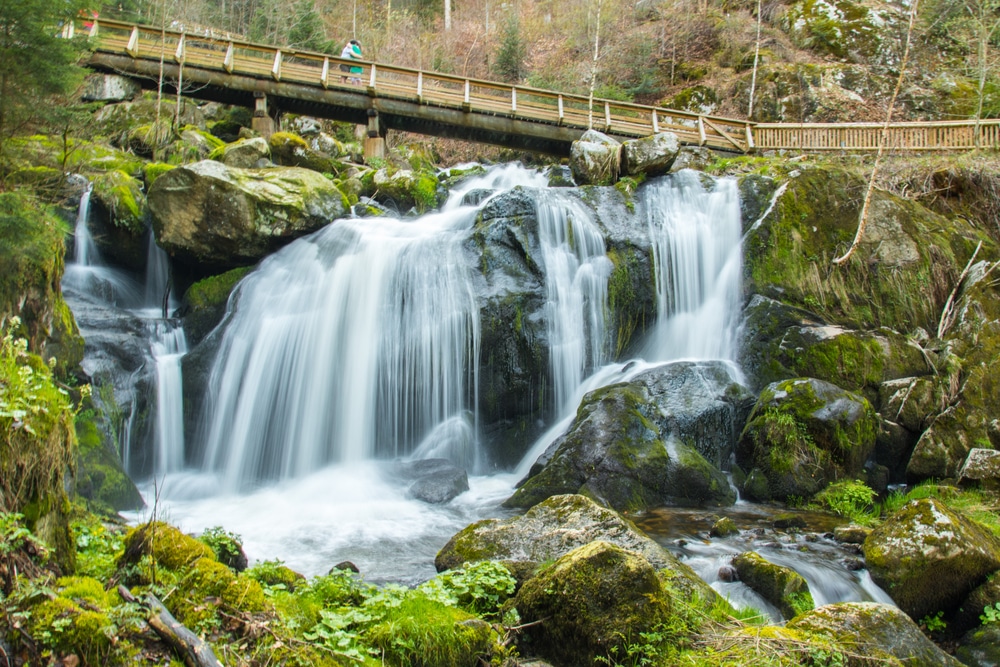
76;18;1000;156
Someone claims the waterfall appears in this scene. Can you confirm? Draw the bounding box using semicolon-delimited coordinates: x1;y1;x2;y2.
73;186;98;265
151;320;188;474
642;170;743;362
536;191;613;411
144;229;173;311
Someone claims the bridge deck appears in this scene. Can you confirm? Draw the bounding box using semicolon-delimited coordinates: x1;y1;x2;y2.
77;19;999;155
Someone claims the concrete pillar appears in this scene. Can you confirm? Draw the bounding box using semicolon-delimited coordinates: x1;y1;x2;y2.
364;109;386;160
252;92;276;140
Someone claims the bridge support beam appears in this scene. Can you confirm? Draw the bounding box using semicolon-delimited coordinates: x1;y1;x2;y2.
364;109;386;160
251;92;276;140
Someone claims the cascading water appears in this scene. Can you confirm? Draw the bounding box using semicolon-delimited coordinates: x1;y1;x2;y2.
642;170;743;362
151;321;188;474
536;191;612;411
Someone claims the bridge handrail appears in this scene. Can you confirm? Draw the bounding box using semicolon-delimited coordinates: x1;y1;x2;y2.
81;17;754;151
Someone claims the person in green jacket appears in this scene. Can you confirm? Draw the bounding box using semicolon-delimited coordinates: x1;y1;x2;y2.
340;39;363;84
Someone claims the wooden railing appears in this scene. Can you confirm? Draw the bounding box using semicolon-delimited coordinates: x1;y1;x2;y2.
73;18;1000;154
78;18;754;152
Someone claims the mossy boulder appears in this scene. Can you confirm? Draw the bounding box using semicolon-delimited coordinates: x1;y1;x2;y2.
93;96;206;140
732;551;814;620
118;521;215;573
269;131;340;175
783;0;897;64
142;162;176;187
787;602;963;666
503;541;701;666
366;594;497;667
74;410;144;512
506;362;742;512
736;378;878;501
91;168;146;235
212;137;271;168
178;266;252;344
740;295;932;395
953;572;1000;634
620;131;680;178
28;576;127;664
956;625;1000;667
742;166;989;332
959;449;1000;488
437;494;718;605
171;557;267;627
570;130;621;186
372;167;441;214
863;498;1000;621
148;160;348;271
0;191;84;377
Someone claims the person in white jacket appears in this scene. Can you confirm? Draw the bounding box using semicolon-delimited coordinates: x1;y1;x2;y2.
340;39;362;84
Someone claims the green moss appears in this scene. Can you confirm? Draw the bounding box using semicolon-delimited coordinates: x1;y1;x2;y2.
74;408;143;511
185;267;252;310
119;521;215;573
142;162;176;186
365;593;497;667
172;557;267;627
92;169;145;234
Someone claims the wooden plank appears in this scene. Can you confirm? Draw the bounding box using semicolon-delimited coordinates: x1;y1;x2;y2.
703;118;744;151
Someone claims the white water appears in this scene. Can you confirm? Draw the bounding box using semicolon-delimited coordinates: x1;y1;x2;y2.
151;320;188;474
197;166;548;491
536;190;612;411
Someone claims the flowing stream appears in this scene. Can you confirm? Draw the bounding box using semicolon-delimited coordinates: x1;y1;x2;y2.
69;164;890;604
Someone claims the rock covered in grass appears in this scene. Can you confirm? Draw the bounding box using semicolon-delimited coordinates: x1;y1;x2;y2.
863;498;1000;620
502;541;703;666
787;602;963;666
732;551;814;620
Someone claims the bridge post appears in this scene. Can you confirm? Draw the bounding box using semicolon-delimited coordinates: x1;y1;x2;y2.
364;109;386;160
251;92;276;140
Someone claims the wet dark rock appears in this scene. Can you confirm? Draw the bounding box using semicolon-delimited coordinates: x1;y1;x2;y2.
772;514;807;531
396;459;469;504
331;561;360;574
461;188;495;206
833;524;871;545
718;564;738;582
842;557;865;571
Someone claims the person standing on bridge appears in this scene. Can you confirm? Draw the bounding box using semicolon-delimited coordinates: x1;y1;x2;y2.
340;39;363;85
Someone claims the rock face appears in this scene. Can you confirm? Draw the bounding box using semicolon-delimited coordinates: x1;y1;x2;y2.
959;449;1000;487
214;137;271;169
621;132;681;177
787;602;963;666
502;541;699;667
569;130;621;186
506;362;746;512
731;551;814;620
736;378;878;501
863;498;1000;620
148;160;348;270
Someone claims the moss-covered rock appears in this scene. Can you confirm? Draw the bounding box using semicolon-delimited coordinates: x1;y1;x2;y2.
783;0;896;64
956;625;1000;667
503;540;704;666
148;160;348;271
742;166;989;332
620;132;680;178
269;131;340;175
787;602;963;666
91;168;146;235
28;576;131;664
74;408;144;512
211;137;271;168
953;572;1000;634
736;378;878;501
506;363;741;512
178;266;252;344
118;521;214;573
863;498;1000;621
371;167;441;214
365;594;497;667
142;162;176;187
0;191;84;377
732;551;814;620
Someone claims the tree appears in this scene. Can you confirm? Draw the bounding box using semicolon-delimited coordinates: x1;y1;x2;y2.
493;15;526;82
0;0;89;170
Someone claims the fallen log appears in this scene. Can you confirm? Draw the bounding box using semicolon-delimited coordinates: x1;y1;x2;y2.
118;585;223;667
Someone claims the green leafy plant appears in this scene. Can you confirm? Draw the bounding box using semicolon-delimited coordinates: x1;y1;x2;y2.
920;610;947;633
418;560;516;618
815;480;877;525
981;602;1000;625
199;526;243;563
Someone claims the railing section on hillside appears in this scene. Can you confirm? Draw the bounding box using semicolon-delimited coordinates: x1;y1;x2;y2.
80;18;754;152
77;19;999;154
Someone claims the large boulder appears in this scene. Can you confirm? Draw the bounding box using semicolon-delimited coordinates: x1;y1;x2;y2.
863;498;1000;620
371;167;440;214
959;448;1000;488
395;458;469;504
435;494;718;604
732;551;814;620
736;378;878;501
621;132;680;178
506;362;744;512
212;137;271;169
787;602;963;666
569;130;621;186
740;295;933;396
81;74;140;102
501;541;706;667
148;160;348;271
